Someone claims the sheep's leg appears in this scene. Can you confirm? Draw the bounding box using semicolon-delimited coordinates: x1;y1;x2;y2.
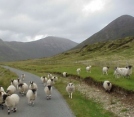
13;107;17;112
7;107;10;115
70;93;72;99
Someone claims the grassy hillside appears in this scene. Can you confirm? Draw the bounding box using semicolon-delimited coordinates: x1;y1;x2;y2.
2;36;134;91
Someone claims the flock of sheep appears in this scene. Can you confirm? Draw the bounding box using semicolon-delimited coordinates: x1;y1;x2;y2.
0;64;132;115
63;64;133;93
0;72;75;115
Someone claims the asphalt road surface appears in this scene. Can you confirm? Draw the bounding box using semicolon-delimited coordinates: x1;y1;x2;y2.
0;66;75;117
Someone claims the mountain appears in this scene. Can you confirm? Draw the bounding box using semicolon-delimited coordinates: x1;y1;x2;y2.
0;36;78;61
75;15;134;48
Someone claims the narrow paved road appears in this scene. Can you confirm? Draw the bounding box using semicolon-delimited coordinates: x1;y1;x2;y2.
0;66;75;117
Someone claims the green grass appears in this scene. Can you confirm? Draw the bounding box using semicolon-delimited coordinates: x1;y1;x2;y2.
55;76;116;117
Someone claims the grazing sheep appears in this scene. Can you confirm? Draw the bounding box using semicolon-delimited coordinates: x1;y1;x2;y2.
41;76;48;86
102;66;109;75
44;85;52;100
76;68;81;75
114;65;132;78
63;72;68;77
6;85;16;95
66;83;75;99
29;81;38;90
103;81;112;92
18;83;28;95
3;94;20;114
21;74;25;81
86;65;92;73
26;89;37;106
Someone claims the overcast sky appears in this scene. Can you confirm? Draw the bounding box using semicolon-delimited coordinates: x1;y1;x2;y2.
0;0;134;43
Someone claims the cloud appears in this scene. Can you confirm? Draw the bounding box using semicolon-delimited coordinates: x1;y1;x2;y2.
0;0;134;43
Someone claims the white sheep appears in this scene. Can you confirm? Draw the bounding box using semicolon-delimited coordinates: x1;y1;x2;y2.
114;65;132;78
41;76;48;86
102;66;109;75
48;73;53;79
86;65;92;73
103;81;112;92
21;74;25;81
76;68;81;75
29;81;38;90
11;79;21;89
3;93;20;114
6;85;16;95
66;83;75;99
63;72;68;77
26;89;37;106
18;83;28;95
44;85;52;100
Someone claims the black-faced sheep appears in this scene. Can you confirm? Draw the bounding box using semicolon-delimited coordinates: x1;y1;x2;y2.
63;72;68;77
114;65;132;78
44;85;52;100
26;89;37;106
103;81;112;93
18;83;28;95
66;83;75;99
102;66;109;75
29;81;38;90
3;94;20;114
6;85;16;95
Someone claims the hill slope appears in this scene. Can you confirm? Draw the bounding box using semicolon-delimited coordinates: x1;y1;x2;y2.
75;15;134;48
0;36;78;61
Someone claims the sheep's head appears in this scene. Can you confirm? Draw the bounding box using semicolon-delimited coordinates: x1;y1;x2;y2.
30;81;34;85
18;83;24;87
3;94;10;101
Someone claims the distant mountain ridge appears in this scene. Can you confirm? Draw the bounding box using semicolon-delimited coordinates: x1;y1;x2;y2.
0;36;78;61
75;15;134;48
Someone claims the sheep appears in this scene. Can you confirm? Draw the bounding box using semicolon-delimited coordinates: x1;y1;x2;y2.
46;79;54;86
44;85;52;100
21;74;25;81
103;81;112;93
86;65;92;73
26;89;37;106
0;85;5;92
76;68;81;75
3;93;20;114
114;65;132;78
29;81;38;90
0;91;6;110
11;78;21;89
40;76;48;86
18;83;28;95
6;85;16;95
102;66;109;75
48;73;53;79
63;72;68;77
66;83;75;99
51;76;58;84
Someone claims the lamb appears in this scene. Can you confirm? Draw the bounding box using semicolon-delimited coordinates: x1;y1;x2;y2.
6;85;16;95
102;66;109;75
86;65;92;73
103;81;112;93
26;89;37;106
63;72;68;77
3;93;20;114
44;85;52;100
76;68;81;75
66;83;75;99
21;74;25;81
114;65;132;78
18;83;28;95
29;81;38;90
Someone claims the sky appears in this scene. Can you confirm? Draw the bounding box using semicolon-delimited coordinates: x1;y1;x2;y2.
0;0;134;43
